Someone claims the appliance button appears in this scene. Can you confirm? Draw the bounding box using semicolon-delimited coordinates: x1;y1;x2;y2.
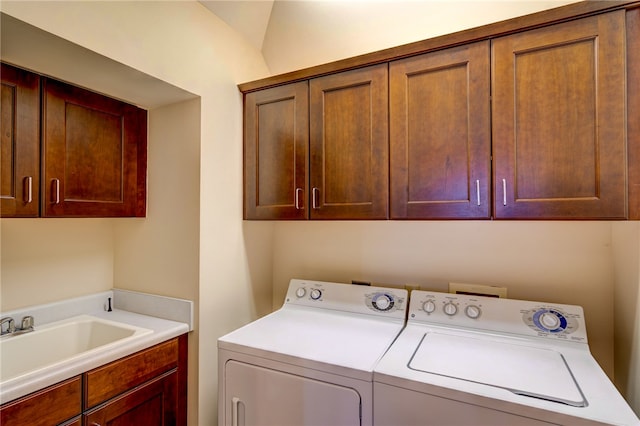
310;289;322;300
443;302;458;316
422;300;436;314
465;305;481;319
295;287;307;298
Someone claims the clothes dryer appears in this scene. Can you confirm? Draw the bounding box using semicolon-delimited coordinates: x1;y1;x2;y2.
219;279;407;426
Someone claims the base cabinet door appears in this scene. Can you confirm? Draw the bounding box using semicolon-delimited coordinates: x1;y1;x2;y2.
84;371;178;426
222;360;361;426
492;11;627;219
390;41;491;219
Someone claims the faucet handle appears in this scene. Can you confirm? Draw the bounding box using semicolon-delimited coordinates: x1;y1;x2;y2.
20;316;34;330
1;317;16;335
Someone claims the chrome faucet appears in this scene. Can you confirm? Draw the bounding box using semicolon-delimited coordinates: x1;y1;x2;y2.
0;316;35;337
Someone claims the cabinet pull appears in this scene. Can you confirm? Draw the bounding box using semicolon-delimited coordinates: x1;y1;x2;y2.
312;187;319;209
295;188;303;210
502;179;507;206
232;397;242;426
52;178;60;204
24;176;33;203
475;180;480;206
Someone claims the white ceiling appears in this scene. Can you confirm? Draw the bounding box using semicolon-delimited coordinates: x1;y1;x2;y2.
198;1;274;51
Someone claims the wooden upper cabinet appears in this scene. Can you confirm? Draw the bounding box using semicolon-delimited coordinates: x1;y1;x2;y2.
1;63;40;217
492;11;627;219
244;82;309;220
309;64;389;219
42;78;147;217
390;42;491;219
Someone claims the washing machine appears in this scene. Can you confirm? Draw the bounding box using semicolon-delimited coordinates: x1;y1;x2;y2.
373;290;640;426
218;279;408;426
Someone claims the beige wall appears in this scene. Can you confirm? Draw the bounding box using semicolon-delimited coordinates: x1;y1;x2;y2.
262;0;581;74
272;221;616;376
2;0;638;423
613;222;640;414
0;1;272;425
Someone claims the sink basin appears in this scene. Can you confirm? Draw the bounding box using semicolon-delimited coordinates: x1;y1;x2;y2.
0;315;152;382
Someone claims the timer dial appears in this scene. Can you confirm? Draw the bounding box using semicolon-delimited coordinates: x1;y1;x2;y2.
372;293;394;311
531;308;568;333
310;289;322;300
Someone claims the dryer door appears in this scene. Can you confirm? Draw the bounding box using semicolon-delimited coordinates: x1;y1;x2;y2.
223;360;362;426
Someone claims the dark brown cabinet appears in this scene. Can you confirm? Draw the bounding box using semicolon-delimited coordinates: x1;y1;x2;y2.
0;335;187;426
241;3;637;221
0;63;147;218
244;82;309;220
1;63;40;218
390;41;491;219
42;78;147;217
0;376;82;426
244;64;388;220
310;64;389;220
492;10;627;219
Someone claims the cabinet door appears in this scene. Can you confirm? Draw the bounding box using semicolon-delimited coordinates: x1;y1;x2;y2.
244;82;308;219
1;63;40;217
84;371;178;426
390;42;491;219
492;11;626;219
310;64;389;219
42;78;147;217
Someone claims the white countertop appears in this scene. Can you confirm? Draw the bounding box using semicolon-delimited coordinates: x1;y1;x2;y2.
0;290;192;405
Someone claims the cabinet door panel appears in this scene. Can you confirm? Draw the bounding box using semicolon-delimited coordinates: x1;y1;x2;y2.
492;11;626;219
310;64;388;219
84;371;177;426
1;63;40;217
42;78;146;217
244;82;308;219
390;41;491;219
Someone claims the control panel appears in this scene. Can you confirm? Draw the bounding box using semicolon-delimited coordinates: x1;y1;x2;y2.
285;279;407;319
409;290;588;343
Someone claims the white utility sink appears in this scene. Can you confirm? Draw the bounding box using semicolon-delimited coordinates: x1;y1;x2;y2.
0;315;152;382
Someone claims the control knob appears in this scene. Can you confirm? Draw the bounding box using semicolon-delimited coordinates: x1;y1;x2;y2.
464;305;481;319
295;287;306;298
422;300;436;314
310;289;322;300
372;293;394;311
443;302;458;316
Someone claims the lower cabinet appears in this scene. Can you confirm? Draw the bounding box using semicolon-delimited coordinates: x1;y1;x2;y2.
0;334;187;426
84;371;178;426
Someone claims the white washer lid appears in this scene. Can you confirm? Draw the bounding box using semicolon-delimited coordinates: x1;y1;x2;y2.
408;332;586;407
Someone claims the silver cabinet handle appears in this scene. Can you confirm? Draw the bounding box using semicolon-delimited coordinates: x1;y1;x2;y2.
52;178;60;204
295;188;303;210
232;397;241;426
24;176;33;203
312;187;319;209
502;179;507;206
475;180;480;206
